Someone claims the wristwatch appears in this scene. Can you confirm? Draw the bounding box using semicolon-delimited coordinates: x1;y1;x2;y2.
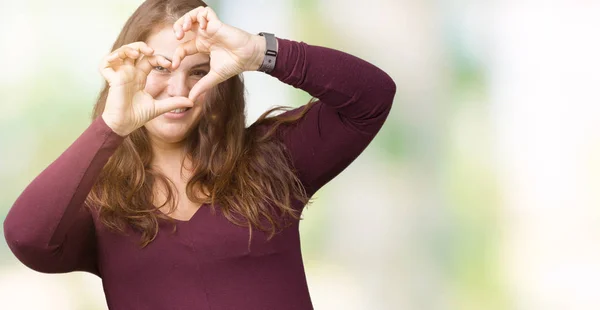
257;32;278;73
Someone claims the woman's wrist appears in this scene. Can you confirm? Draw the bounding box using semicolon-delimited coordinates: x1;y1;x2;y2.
101;114;129;137
248;34;267;71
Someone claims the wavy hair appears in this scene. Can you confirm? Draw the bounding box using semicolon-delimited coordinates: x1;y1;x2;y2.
86;0;315;247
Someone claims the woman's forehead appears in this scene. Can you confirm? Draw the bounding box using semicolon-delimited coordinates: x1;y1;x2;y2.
146;26;210;65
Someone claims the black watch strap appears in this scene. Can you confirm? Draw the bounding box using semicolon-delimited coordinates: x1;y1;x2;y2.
258;32;277;73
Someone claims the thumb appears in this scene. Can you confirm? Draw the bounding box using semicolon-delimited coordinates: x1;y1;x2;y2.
189;70;224;102
153;96;194;116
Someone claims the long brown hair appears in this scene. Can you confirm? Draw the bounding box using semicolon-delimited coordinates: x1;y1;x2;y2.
86;0;316;247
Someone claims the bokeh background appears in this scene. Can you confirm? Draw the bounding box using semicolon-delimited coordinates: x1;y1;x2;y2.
1;0;600;309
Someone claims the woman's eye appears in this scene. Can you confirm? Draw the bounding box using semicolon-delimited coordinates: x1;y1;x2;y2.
153;66;169;72
191;70;207;77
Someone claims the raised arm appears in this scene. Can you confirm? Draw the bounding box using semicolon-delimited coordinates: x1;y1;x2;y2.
2;37;196;274
3;116;124;275
167;7;395;197
267;38;397;196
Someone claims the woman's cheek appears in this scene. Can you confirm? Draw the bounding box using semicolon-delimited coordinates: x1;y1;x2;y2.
144;77;165;97
188;78;200;90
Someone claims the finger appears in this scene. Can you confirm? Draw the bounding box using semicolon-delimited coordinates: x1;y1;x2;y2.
174;6;205;39
171;39;196;70
118;48;137;66
153;96;195;116
104;57;125;70
99;61;115;81
100;53;123;80
124;42;154;56
101;53;119;70
124;47;140;59
111;45;154;68
100;42;155;82
136;55;172;76
183;14;192;31
187;7;209;31
189;70;224;102
105;49;136;67
122;47;141;66
171;39;209;70
106;49;129;62
107;43;153;62
203;7;219;24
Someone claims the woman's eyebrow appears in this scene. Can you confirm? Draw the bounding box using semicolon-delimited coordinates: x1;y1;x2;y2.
155;54;209;68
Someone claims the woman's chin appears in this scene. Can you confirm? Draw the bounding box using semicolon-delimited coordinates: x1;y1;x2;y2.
159;130;191;143
145;126;192;144
144;116;200;145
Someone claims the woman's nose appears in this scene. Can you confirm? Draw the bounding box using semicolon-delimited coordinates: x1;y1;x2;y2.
167;72;190;97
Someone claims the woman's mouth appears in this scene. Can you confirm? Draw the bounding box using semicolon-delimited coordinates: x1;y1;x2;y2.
163;107;192;120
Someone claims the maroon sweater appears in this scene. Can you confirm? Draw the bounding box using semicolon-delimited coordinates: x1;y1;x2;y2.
4;38;396;310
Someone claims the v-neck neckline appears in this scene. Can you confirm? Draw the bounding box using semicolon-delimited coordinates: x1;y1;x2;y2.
157;202;211;224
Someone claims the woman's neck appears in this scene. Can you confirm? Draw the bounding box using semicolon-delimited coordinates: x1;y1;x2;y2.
150;140;189;179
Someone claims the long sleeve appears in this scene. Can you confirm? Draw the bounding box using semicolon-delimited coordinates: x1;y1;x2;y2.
267;38;397;196
3;116;124;275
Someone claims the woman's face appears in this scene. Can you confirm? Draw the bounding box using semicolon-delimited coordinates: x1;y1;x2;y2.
143;25;210;145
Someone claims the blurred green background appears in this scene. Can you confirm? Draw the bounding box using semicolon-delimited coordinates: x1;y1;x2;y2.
2;0;600;309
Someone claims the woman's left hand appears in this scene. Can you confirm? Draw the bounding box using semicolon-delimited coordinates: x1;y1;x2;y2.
171;6;266;101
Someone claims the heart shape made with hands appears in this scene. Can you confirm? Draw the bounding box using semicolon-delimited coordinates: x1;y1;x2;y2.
169;6;265;102
99;5;265;136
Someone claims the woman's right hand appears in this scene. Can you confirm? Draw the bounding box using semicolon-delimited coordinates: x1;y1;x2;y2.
99;42;194;136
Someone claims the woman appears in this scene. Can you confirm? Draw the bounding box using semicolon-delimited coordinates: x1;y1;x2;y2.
3;0;396;309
